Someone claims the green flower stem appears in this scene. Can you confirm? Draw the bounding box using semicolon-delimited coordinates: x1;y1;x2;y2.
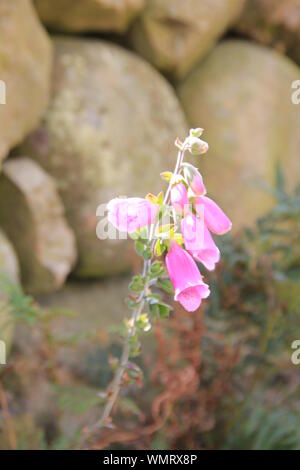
89;144;187;440
93;278;147;432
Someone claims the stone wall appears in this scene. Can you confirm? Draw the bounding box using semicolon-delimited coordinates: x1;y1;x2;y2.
0;0;299;304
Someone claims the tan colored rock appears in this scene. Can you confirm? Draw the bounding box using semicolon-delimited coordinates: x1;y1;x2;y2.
178;40;300;231
0;0;52;164
0;229;20;356
235;0;300;64
34;0;145;33
130;0;245;79
20;37;188;277
0;157;77;294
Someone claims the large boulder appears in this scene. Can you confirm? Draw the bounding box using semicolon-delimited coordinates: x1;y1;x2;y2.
0;0;52;165
20;37;188;277
0;158;77;294
34;0;145;33
235;0;300;65
178;40;300;232
0;229;20;357
130;0;245;79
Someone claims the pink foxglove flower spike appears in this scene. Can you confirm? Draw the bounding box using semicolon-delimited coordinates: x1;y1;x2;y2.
94;128;231;435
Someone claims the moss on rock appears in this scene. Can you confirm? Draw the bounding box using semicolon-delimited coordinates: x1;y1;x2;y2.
20;37;188;277
0;0;52;164
178;40;300;232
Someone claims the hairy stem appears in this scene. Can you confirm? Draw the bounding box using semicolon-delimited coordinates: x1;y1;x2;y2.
87;144;187;442
94;285;147;430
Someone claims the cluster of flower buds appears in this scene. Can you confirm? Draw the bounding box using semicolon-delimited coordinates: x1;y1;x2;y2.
107;128;231;313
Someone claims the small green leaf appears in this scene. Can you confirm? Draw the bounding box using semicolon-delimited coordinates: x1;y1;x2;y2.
137;313;152;332
150;260;165;278
160;171;173;183
126;363;143;384
174;233;184;245
135;240;152;260
148;298;173;319
157;302;173;319
157;278;174;295
129;335;141;358
155;239;166;257
146;193;158;204
157;191;164;206
129;275;145;293
127;297;138;309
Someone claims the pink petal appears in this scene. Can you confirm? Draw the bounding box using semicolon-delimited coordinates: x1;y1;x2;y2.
181;212;204;252
166;241;210;312
107;197;158;233
192;225;220;271
190;173;206;196
170;183;189;215
177;284;210;312
182;213;220;270
195;196;232;235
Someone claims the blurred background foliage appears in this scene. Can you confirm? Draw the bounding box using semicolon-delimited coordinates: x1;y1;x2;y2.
0;171;299;450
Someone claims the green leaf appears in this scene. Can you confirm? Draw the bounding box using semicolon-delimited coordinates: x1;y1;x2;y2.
135;240;152;260
155;239;167;256
127;297;138;309
160;171;173;183
155;224;175;240
148;299;173;319
174;233;184;245
157;191;164;206
150;261;165;278
129;334;141;358
137;313;151;332
129;275;145;293
157;278;174;295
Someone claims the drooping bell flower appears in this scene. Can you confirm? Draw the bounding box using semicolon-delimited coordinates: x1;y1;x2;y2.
187;136;209;156
183;164;206;196
165;241;210;312
195;196;232;235
107;197;158;233
190;171;206;196
170;183;189;215
181;212;220;271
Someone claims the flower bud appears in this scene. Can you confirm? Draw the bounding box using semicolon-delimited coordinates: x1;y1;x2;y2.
170;183;189;215
183;164;207;196
188;136;209;155
189;128;204;138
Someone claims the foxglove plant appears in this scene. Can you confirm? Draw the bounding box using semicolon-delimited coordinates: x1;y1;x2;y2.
93;128;231;434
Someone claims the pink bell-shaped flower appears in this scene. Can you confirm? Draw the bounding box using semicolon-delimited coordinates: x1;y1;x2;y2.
195;196;232;235
181;212;220;271
107;197;158;233
166;241;210;312
190;170;207;196
170;183;189;215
